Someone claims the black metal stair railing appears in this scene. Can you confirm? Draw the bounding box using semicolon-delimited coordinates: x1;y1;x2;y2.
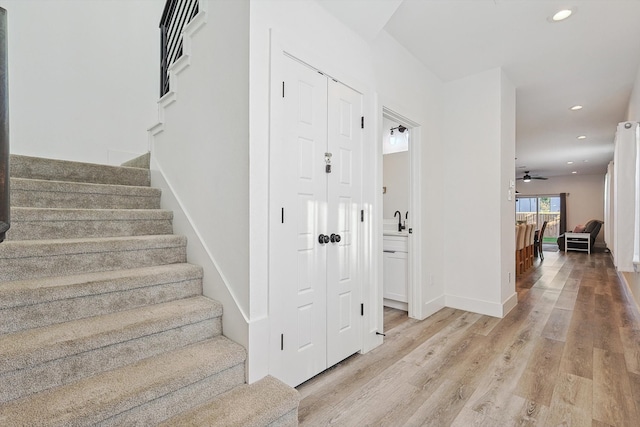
159;0;199;97
0;7;9;243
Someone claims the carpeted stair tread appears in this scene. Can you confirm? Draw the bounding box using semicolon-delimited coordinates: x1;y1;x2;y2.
7;207;174;240
10;177;161;209
121;152;150;169
0;263;202;310
0;154;299;425
160;375;300;427
0;264;203;334
0;296;222;375
0;336;246;426
10;154;150;187
10;207;173;221
0;235;187;282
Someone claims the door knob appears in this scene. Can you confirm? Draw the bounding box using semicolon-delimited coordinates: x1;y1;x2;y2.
318;234;330;244
330;233;341;243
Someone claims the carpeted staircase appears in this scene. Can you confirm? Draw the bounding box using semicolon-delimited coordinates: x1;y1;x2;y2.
0;154;299;426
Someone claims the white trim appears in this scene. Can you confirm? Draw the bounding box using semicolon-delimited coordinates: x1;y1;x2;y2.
422;295;446;318
147;4;208;137
146;2;250;352
381;107;423;320
445;292;518;318
151;159;250;324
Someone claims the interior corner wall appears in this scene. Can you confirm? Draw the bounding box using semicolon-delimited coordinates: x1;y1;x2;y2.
0;0;160;164
516;174;605;246
442;68;510;317
627;64;640;121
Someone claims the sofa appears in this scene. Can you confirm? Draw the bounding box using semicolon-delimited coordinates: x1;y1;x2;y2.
557;219;603;251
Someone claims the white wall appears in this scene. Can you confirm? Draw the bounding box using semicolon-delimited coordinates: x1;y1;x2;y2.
149;0;250;350
383;151;409;219
627;64;640;121
442;67;516;317
0;0;160;164
500;71;517;306
517;173;605;246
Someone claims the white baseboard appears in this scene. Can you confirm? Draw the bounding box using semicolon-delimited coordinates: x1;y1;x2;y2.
445;293;517;318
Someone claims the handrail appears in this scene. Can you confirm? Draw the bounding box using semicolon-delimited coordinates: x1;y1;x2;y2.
0;7;9;243
159;0;199;97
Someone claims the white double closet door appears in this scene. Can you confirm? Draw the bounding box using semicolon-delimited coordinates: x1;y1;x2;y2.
269;56;363;387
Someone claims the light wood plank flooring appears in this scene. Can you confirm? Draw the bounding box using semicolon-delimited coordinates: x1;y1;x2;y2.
297;250;640;426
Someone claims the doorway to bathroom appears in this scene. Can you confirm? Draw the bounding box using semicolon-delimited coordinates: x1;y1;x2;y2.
381;107;421;318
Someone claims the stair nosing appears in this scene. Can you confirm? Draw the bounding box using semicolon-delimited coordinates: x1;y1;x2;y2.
10;177;161;196
0;263;203;310
0;337;246;426
0;234;187;260
0;296;222;374
10;207;173;221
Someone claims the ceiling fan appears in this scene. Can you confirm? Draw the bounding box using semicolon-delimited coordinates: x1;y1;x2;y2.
516;171;548;182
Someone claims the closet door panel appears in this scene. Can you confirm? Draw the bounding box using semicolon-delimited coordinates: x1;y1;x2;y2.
326;80;363;367
269;57;328;386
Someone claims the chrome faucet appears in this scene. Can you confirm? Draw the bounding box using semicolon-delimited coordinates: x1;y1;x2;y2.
394;211;405;232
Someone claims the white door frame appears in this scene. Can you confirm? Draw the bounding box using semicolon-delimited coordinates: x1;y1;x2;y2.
381;107;423;320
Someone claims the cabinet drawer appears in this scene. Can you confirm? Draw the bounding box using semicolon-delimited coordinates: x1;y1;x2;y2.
383;236;408;253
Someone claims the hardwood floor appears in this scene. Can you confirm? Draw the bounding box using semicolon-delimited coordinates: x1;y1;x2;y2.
297;250;640;426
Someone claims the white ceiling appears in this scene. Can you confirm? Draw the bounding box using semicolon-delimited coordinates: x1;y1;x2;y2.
317;0;640;179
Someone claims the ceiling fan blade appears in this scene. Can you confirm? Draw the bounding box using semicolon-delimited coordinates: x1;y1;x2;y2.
532;176;548;180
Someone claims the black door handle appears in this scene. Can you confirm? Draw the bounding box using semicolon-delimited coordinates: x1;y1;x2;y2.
330;233;341;243
318;234;330;244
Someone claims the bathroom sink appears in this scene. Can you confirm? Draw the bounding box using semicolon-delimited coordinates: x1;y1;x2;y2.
383;230;408;237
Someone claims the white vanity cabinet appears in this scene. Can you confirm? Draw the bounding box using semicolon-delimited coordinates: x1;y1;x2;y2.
383;234;408;310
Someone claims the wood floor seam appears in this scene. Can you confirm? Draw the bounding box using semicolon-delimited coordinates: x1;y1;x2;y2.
298;251;640;426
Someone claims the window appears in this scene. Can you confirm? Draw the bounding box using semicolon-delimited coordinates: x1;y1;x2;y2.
516;195;561;242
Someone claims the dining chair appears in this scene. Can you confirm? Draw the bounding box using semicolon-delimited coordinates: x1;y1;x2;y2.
537;221;548;261
516;224;526;274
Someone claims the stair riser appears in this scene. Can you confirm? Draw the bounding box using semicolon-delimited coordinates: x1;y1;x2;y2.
100;364;245;426
7;218;173;240
0;319;220;403
11;189;161;210
0;246;186;282
1;278;202;334
10;154;151;187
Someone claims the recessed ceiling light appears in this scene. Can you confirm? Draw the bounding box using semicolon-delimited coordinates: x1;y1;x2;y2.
572;171;578;174
567;161;574;165
570;105;583;111
552;9;573;21
577;135;587;140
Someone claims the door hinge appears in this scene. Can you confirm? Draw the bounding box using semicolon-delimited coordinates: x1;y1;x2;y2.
281;333;284;350
282;81;285;98
361;303;364;316
281;207;284;224
361;116;364;129
361;209;364;222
